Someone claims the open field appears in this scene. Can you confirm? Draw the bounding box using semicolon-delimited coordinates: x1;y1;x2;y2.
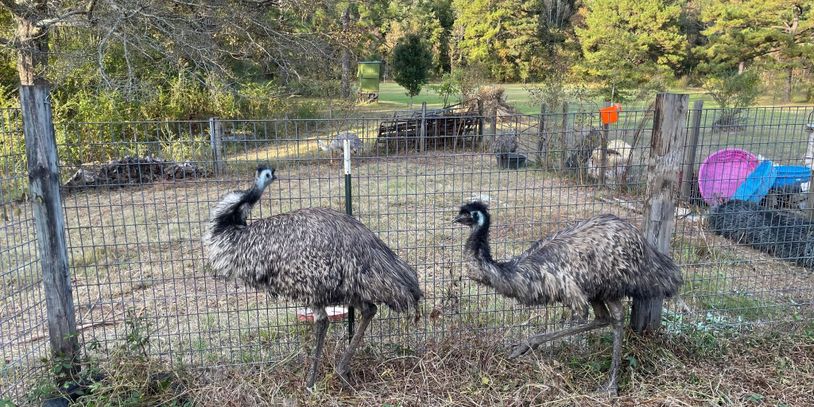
370;82;814;114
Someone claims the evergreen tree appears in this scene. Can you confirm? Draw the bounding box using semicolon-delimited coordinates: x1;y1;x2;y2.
391;34;433;104
575;0;685;101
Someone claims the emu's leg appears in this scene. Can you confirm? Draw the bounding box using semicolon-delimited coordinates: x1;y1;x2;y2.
596;299;624;396
509;301;611;359
336;302;377;381
305;307;330;390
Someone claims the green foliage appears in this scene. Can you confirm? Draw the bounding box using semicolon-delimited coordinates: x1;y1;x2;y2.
429;70;462;106
704;70;762;130
575;0;684;102
704;71;762;111
391;34;433;100
453;0;548;81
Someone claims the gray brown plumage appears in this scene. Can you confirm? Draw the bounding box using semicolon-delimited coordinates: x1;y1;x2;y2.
453;201;682;395
203;165;422;389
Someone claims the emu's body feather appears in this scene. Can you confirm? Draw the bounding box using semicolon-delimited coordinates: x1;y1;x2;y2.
204;206;422;312
465;212;682;314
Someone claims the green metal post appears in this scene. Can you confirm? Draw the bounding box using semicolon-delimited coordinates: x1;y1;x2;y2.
343;139;355;342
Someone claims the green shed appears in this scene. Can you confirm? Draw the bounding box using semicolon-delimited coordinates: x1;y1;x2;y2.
357;61;382;95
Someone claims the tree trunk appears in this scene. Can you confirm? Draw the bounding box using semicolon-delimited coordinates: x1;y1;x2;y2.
785;67;794;103
340;5;352;100
15;17;49;86
738;61;745;75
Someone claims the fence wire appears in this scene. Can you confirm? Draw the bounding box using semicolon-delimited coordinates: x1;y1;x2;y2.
2;104;814;403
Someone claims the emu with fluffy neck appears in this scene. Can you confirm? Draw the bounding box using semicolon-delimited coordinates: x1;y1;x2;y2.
454;201;682;395
203;165;423;389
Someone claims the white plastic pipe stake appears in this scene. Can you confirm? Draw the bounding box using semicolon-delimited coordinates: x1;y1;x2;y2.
343;138;351;175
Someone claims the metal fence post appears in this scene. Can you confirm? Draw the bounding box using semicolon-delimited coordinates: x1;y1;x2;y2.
490;108;497;149
19;81;80;376
420;102;427;153
343;138;355;341
632;93;690;334
208;117;224;175
680;100;704;202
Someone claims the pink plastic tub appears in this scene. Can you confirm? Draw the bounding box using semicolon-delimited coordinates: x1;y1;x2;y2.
698;148;759;206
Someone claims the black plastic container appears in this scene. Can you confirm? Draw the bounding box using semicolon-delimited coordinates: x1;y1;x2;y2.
496;153;527;169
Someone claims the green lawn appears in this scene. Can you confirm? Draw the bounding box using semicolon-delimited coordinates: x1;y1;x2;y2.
368;81;812;114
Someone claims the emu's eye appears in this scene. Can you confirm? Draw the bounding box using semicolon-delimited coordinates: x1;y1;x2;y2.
265;173;271;178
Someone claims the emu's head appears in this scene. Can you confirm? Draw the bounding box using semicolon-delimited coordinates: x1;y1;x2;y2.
255;164;276;191
209;165;276;228
453;201;490;228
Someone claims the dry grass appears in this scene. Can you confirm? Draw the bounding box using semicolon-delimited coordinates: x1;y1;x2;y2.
50;321;814;406
3;149;814;404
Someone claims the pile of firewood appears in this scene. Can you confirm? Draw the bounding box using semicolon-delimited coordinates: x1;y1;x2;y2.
65;156;208;190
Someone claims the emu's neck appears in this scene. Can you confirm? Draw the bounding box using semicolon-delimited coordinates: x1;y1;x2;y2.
466;223;495;265
464;218;511;288
208;184;266;237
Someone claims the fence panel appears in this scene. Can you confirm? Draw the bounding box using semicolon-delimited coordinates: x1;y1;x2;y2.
2;104;814;403
0;108;49;402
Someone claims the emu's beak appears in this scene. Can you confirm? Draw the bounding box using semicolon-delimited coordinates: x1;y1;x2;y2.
452;214;466;224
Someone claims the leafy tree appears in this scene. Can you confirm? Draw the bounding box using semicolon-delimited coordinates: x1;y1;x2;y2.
575;0;685;101
704;70;762;130
391;34;433;104
453;0;547;81
698;0;814;102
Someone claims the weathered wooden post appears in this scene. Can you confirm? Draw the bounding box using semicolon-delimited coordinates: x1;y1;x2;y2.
560;101;569;170
680;100;704;202
631;93;689;334
599;102;610;187
20;80;80;373
536;103;547;166
419;102;427;153
208;117;224;176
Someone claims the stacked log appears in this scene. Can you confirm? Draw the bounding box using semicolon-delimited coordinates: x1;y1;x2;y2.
65;156;208;190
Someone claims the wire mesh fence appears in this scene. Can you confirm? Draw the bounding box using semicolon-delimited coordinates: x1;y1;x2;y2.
2;103;814;402
1;108;50;401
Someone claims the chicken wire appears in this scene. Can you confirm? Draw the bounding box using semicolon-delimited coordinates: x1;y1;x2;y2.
1;104;813;403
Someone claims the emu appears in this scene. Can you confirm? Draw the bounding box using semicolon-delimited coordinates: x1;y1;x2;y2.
203;165;423;389
453;201;682;395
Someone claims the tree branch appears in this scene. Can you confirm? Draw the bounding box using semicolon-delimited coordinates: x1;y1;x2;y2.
0;0;32;18
36;0;98;28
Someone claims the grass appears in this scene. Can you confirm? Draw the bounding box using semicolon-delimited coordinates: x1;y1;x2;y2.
19;317;814;406
3;130;814;404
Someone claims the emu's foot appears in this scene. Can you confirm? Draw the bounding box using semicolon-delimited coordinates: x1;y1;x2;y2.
508;342;532;359
594;382;618;398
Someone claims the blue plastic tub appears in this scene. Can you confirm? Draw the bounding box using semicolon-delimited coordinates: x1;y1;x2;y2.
772;165;811;188
732;160;777;203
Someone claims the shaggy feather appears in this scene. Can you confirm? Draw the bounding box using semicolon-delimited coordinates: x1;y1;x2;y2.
457;201;683;315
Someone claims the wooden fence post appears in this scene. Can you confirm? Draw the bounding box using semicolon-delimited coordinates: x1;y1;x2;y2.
631;93;689;334
208;117;224;176
680;100;704;202
536;102;547;166
599;102;610;187
560;101;569;170
490;107;498;140
419;102;427;152
19;81;80;375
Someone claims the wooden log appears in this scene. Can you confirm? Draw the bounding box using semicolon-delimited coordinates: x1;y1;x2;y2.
631;93;689;334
